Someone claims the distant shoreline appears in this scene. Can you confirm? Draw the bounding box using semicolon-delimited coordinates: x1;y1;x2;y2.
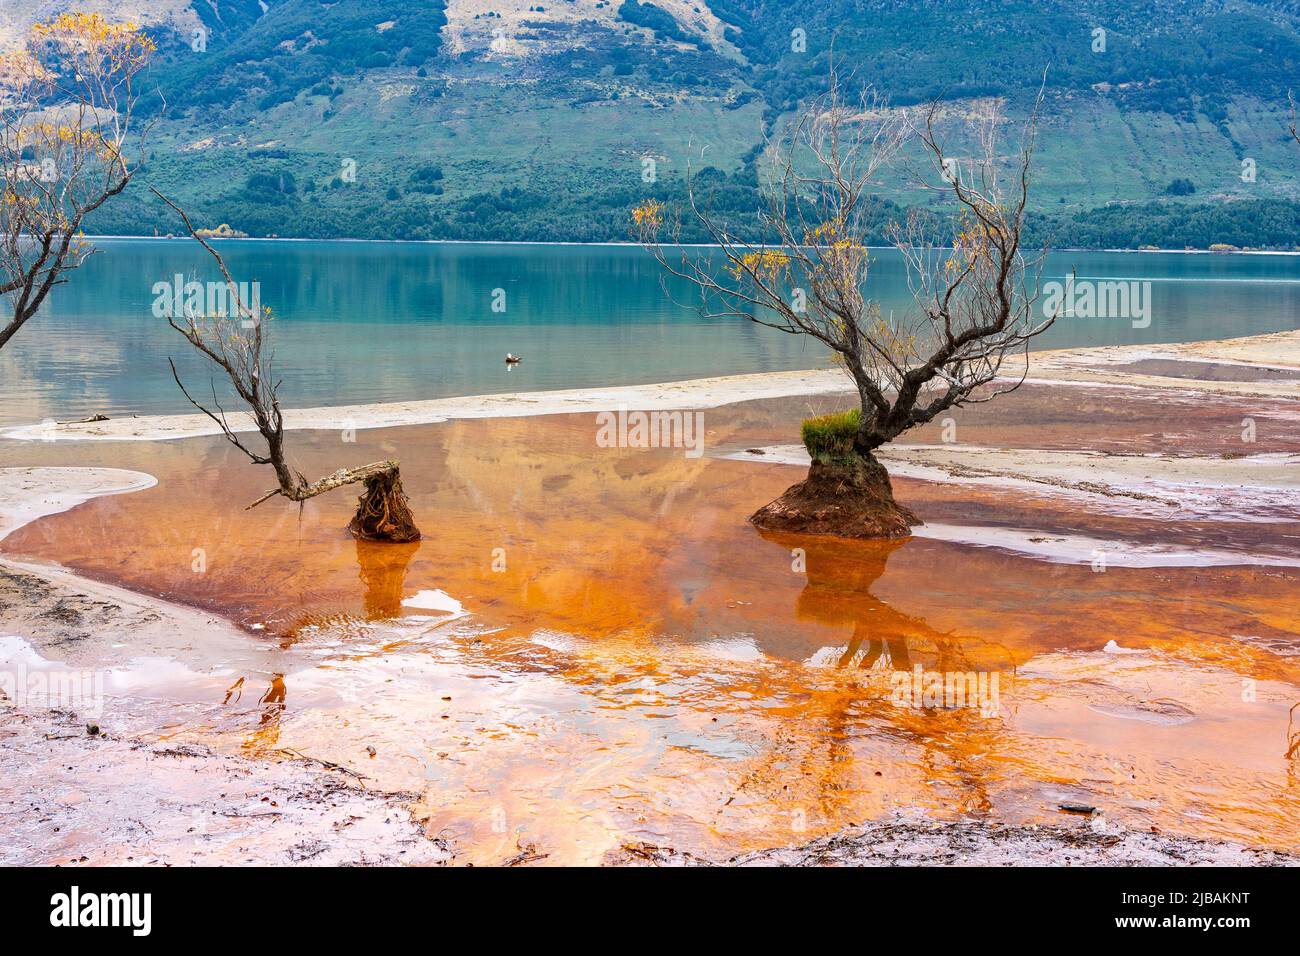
80;235;1300;255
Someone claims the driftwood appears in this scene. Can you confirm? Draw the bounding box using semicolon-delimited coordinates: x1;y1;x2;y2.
246;458;420;543
247;458;399;509
152;188;420;542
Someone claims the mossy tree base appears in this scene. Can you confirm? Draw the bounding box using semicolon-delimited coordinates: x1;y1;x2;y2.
750;454;919;540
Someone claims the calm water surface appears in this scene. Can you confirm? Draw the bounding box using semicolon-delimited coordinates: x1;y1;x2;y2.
2;240;1299;423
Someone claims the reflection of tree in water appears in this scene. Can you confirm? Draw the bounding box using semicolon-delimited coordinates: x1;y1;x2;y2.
768;532;946;671
235;540;422;752
260;674;287;711
750;530;1019;823
271;537;422;647
355;539;421;619
231;673;286;754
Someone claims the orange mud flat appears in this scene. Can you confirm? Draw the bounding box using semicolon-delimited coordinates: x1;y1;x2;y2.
1;381;1298;865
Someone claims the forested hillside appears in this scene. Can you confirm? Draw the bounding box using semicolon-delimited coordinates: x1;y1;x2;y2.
8;0;1300;246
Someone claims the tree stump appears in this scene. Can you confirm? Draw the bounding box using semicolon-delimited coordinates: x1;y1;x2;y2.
750;454;919;539
347;466;421;542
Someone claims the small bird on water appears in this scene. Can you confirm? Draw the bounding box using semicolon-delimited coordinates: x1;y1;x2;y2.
505;353;522;364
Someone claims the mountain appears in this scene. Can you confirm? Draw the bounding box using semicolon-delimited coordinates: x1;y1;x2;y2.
9;0;1300;246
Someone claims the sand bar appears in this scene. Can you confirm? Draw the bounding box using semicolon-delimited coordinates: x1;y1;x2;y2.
6;329;1299;444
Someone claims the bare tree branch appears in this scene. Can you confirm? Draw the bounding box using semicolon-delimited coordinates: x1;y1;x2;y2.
0;14;154;351
153;189;421;541
634;69;1056;458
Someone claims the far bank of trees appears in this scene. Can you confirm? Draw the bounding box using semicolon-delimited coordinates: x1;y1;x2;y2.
86;157;1300;251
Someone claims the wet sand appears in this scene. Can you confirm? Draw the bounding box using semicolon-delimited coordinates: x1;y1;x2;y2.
1;706;450;866
617;822;1298;866
0;467;157;540
1;504;446;865
2;333;1299;865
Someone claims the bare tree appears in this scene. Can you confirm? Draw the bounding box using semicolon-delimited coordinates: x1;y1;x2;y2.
0;13;153;351
633;71;1054;539
153;189;421;543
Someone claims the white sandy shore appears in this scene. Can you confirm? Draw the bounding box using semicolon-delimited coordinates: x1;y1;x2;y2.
5;329;1298;444
0;467;157;540
0;369;853;443
733;444;1300;520
1027;340;1300;398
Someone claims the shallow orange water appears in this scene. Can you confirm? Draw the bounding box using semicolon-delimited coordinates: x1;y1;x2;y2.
3;385;1299;863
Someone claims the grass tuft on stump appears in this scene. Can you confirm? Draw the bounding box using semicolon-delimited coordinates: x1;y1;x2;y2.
802;409;861;463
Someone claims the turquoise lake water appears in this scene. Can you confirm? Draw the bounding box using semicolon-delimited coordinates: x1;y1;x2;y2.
2;240;1299;424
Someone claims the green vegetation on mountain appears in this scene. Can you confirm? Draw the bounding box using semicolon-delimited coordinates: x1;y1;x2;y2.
712;0;1300;116
40;0;1300;248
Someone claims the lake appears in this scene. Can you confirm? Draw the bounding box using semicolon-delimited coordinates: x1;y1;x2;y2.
3;240;1300;424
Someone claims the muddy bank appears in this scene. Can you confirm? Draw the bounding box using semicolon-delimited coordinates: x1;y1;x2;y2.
0;468;453;866
614;821;1298;867
0;558;260;670
0;706;449;866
